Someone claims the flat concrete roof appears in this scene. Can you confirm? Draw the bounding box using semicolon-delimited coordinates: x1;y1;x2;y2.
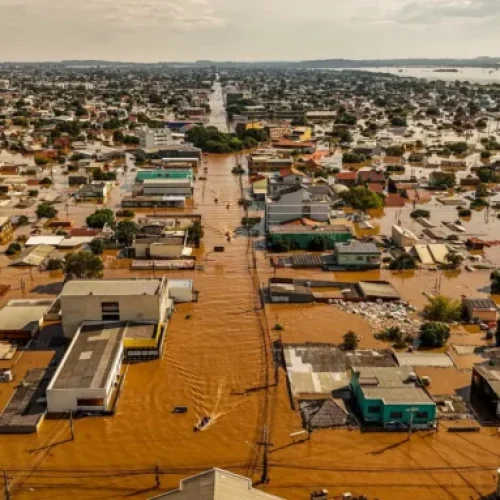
355;366;435;405
395;352;454;368
283;344;348;396
49;323;125;390
0;300;53;332
61;278;163;297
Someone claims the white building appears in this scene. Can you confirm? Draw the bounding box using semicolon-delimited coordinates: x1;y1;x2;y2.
138;127;174;149
59;278;171;338
59;278;195;338
46;322;125;414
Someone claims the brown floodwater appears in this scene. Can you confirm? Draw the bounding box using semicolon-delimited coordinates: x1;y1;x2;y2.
0;152;499;499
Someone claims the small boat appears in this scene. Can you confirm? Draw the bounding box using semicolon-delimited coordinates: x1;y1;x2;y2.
172;406;188;414
194;415;211;432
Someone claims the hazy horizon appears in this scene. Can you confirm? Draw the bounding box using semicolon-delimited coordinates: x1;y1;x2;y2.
0;0;499;62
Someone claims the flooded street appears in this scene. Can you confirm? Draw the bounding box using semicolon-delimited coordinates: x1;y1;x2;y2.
0;152;497;500
0;86;500;500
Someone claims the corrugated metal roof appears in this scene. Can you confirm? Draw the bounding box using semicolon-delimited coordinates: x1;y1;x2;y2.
336;242;379;254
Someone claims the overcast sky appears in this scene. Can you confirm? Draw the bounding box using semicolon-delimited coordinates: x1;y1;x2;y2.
0;0;499;61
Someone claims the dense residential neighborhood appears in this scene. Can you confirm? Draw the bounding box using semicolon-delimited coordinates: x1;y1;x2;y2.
1;62;500;499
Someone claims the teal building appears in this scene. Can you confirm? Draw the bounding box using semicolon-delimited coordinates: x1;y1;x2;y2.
350;366;436;428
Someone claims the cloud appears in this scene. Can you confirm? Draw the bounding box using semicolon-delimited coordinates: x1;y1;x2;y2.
396;0;500;24
0;0;498;60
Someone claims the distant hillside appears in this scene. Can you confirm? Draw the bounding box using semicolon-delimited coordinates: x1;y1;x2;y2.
1;57;498;69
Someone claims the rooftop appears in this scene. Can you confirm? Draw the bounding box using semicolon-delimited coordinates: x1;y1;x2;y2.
49;322;125;390
150;468;283;500
335;241;380;254
0;299;54;332
269;224;351;235
283;343;348;396
474;362;500;398
60;278;163;297
354;366;434;405
463;298;497;310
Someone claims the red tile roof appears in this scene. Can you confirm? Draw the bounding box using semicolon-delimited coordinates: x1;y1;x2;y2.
384;194;406;207
336;171;357;180
368;183;384;194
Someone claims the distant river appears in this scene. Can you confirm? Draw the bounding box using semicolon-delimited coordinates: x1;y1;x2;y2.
330;66;500;84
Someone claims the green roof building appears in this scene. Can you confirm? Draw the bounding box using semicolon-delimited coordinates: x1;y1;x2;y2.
350;366;436;428
136;169;193;183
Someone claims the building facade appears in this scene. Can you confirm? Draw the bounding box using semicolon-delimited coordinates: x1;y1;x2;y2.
350;366;436;428
334;241;381;269
138;128;174;149
60;278;171;338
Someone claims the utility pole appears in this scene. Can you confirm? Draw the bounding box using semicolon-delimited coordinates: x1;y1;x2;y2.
3;470;10;500
69;410;74;441
406;407;418;440
258;425;273;484
154;461;160;488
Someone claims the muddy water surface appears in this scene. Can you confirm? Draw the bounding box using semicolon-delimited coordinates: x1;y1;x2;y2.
0;153;498;500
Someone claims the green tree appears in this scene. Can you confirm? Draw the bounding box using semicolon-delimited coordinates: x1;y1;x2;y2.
36;202;58;219
490;270;500;293
115;220;139;246
340;186;383;211
187;221;204;247
342;331;359;351
113;130;124;143
89;238;104;255
46;258;63;270
342;152;365;164
476;183;488;198
5;242;21;255
389;253;417;270
16;215;29;226
64;251;103;280
423;295;462;322
448;142;468;155
386;145;405;157
419;322;451;348
495;320;500;346
410;209;430;219
86;209;115;229
445;253;464;270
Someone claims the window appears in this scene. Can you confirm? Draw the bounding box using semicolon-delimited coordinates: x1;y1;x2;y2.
356;256;364;261
77;398;104;407
415;411;428;419
390;411;403;419
101;302;120;321
367;406;381;414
